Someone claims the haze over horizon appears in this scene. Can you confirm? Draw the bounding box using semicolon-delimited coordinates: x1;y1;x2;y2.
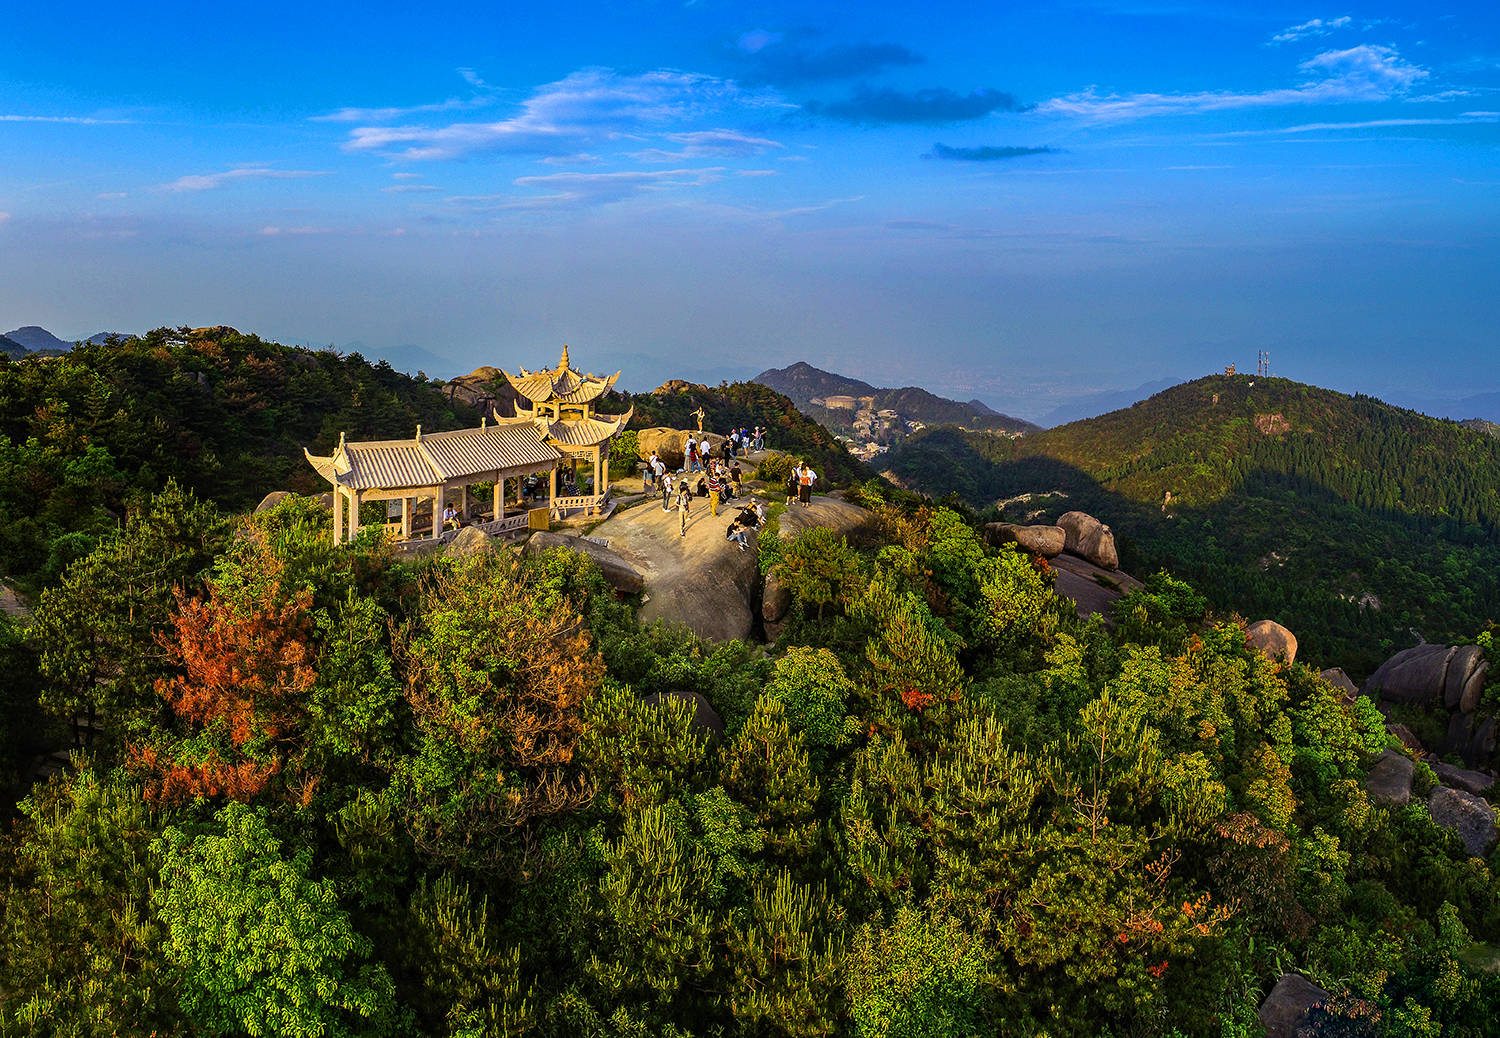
3;1;1497;420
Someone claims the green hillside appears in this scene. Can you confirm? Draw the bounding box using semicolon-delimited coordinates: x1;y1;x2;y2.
0;326;479;589
883;374;1500;676
623;379;869;487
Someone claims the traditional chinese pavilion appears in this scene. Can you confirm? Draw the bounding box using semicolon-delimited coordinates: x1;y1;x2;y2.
304;345;630;545
500;345;632;517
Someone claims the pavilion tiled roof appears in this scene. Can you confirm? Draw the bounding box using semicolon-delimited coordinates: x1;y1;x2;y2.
503;345;620;405
304;421;561;491
533;409;634;448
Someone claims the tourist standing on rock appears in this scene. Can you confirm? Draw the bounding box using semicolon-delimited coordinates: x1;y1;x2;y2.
662;472;674;512
706;467;724;516
785;466;799;505
652;454;666;491
729;462;742;497
676;475;692;536
754;426;764;451
686;435;698;473
798;463;817;507
644;451;657;490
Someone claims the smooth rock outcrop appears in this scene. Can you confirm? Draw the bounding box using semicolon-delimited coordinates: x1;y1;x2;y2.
1246;620;1298;665
524;531;645;593
635;428;727;471
1259;974;1329;1038
762;570;791;623
1366;750;1415;806
1056;511;1118;570
1428;786;1498;858
446;525;493;557
254;491;292;513
1320;667;1360;701
1365;643;1489;710
1049;554;1144;626
645;690;724;735
775;497;877;543
1431;762;1496;796
1385;723;1423;752
984;523;1066;557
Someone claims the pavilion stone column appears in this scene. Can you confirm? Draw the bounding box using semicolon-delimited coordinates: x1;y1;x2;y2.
401;497;412;539
601;448;610;504
333;488;345;545
350;491;362;540
431;487;442;538
494;477;504;521
460;484;470;521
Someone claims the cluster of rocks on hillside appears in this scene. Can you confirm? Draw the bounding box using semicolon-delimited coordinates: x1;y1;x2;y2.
983;511;1144;625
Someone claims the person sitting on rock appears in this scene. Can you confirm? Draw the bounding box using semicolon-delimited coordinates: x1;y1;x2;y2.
443;505;459;529
725;503;760;550
695;474;708;498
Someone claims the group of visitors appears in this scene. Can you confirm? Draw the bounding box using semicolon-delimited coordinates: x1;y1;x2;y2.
785;461;818;507
678;426;764;473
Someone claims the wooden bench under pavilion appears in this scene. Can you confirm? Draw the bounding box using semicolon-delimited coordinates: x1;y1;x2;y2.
304;419;562;545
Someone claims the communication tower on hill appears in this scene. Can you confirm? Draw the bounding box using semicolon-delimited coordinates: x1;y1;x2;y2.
1257;351;1271;378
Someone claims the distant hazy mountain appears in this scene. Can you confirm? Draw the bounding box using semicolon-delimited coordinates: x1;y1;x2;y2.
82;331;135;345
3;326;73;352
1461;418;1500;438
754;361;1037;434
338;341;463;380
1037;378;1182;428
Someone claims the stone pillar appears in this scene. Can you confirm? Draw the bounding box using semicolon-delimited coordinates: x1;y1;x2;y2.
431;487;442;539
494;477;504;521
350;491;362;540
401;497;412;539
460;483;470;521
333;488;344;545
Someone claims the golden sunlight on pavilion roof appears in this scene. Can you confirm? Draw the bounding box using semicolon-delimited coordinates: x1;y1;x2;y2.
503;345;621;405
304;422;560;491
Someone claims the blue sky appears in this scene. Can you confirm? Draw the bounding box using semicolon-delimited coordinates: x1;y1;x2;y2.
2;1;1497;420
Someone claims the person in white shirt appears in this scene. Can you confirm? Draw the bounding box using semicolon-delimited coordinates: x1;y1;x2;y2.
686;435;698;473
797;464;817;507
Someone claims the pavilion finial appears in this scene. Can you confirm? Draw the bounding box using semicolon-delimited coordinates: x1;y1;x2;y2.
559;344;570;371
416;424;422;440
339;430;346;449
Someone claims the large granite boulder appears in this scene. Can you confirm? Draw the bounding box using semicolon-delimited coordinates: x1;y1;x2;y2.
1049;554;1144;626
1056;511;1118;570
1441;714;1498;768
1246;620;1298;665
524;531;645;593
254;491;293;513
1259;974;1329;1038
1320;667;1360;701
446;525;493;557
762;570;791;623
1385;723;1424;753
645;690;724;736
776;497;878;543
984;523;1066;557
1428;786;1498;858
637;537;759;642
1366;643;1488;711
635;428;728;471
1431;762;1496;796
1366;750;1415;806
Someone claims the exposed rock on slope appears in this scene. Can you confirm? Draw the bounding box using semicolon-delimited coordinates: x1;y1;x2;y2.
1057;511;1118;570
1048;554;1143;625
775;496;878;542
1427;787;1498;857
1246;620;1298;664
1259;975;1329;1038
1365;750;1415;806
523;531;645;593
984;523;1065;557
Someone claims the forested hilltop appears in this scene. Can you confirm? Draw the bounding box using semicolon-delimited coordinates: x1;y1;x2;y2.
883;374;1500;678
1;479;1496;1036
0;326;480;590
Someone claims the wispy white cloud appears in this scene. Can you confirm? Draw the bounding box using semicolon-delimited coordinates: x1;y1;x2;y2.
392;172;423;180
0;113;134;124
383;184;443;193
260;225;336;236
446;167;726;212
96;191;128;199
340;68;780;161
1269;16;1351;45
163;165;333;192
315;68;498;123
1040;44;1427;121
631;129;784;161
1218;112;1500;135
0;211;9;225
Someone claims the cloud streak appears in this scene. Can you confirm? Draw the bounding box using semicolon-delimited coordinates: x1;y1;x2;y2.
632;129;784;161
1269;16;1352;45
1040;44;1427;121
447;167;726;212
162;166;333;192
925;143;1059;161
341;68;775;161
809;86;1031;124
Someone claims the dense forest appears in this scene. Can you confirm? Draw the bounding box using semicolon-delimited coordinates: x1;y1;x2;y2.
0;327;479;592
883;375;1500;678
1;480;1496;1036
